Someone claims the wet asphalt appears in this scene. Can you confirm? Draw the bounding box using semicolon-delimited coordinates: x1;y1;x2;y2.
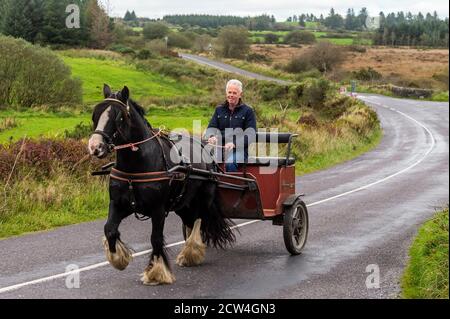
0;54;448;299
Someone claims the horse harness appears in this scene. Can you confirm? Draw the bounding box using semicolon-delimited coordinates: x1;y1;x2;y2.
92;98;210;221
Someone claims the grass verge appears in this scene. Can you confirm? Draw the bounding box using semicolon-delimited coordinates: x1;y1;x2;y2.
401;207;449;299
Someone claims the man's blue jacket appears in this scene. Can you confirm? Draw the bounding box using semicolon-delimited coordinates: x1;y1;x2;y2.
206;100;257;158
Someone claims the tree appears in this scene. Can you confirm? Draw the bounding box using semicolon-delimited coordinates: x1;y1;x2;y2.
40;0;89;46
324;8;344;29
216;26;250;59
358;7;369;30
306;41;344;73
0;0;12;34
345;8;356;30
143;22;169;40
2;0;36;42
86;0;113;49
124;10;132;21
299;16;306;27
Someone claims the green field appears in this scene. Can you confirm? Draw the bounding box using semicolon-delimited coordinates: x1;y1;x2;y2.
61;56;202;104
0;106;214;144
250;30;370;45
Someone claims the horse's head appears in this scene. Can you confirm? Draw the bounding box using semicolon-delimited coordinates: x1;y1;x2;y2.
88;84;131;158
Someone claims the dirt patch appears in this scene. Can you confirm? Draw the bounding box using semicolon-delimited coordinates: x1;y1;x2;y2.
251;44;449;88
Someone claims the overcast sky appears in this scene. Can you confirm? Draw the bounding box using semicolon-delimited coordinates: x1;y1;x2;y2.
105;0;449;20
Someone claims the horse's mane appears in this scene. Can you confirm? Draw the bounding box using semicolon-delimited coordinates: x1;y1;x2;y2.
128;99;152;130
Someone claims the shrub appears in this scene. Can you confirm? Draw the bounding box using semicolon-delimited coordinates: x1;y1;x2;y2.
0;139;112;182
284;31;316;45
136;49;154;60
300;78;331;108
432;69;449;90
168;32;193;49
305;42;344;73
284;55;313;73
264;33;279;44
246;53;272;63
64;122;93;140
143;22;169;40
216;26;250;59
109;44;136;55
352;67;383;82
0;35;82;107
259;83;290;101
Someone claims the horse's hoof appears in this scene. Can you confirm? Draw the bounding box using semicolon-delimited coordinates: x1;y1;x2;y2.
140;256;175;285
102;236;133;271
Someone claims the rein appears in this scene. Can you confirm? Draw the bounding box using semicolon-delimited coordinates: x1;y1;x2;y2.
114;129;161;152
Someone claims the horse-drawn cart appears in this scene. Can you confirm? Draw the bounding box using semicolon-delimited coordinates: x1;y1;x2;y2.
171;132;309;255
90;90;308;285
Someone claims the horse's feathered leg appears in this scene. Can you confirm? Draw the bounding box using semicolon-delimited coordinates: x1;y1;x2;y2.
176;219;206;267
103;201;133;271
141;208;175;285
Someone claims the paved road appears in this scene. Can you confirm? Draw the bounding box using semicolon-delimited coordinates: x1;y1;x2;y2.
180;53;292;85
0;58;448;299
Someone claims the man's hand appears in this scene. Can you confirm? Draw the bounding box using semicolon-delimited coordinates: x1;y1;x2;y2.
208;136;218;145
224;143;235;151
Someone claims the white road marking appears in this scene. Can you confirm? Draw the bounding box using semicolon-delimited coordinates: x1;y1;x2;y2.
0;101;436;295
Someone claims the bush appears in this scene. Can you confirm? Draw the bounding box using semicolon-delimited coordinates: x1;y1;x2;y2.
64;122;93;140
285;42;344;74
284;55;313;73
284;31;316;45
0;35;82;107
259;83;290;101
352;67;382;82
109;44;136;55
264;33;279;44
300;78;331;108
167;32;193;49
216;26;250;59
0;139;112;182
432;69;449;90
246;53;272;63
136;49;155;60
305;42;344;73
143;22;169;40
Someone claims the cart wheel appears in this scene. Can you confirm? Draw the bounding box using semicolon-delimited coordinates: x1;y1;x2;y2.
283;200;309;255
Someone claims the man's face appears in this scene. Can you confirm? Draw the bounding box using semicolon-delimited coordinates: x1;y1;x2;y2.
226;84;242;108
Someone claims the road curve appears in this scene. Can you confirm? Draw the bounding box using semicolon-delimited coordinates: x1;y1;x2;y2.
0;60;448;299
180;53;291;85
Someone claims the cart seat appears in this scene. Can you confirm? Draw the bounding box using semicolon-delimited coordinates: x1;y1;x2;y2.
246;156;295;167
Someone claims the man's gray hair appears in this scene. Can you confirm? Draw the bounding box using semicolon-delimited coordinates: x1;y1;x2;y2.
226;79;243;92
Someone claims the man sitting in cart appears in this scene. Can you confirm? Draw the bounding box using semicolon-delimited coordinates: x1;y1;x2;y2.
205;79;257;172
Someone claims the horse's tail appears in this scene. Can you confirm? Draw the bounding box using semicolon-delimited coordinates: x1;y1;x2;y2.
201;188;236;249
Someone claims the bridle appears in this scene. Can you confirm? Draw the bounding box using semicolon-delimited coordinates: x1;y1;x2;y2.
91;98;160;153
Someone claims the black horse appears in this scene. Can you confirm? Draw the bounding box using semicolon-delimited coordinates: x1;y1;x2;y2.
88;84;235;285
